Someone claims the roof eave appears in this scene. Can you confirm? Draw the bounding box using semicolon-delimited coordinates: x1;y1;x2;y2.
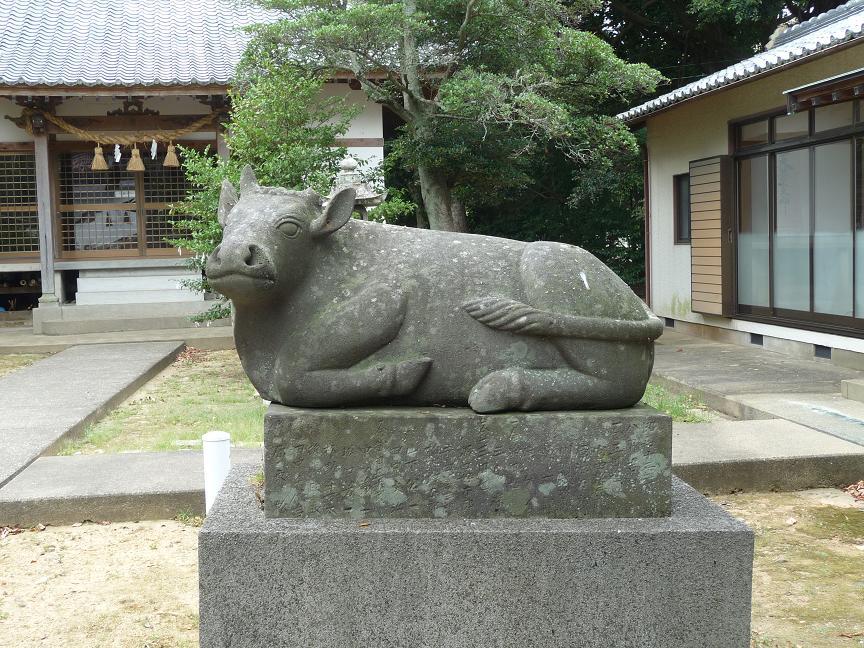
0;83;231;97
620;33;864;125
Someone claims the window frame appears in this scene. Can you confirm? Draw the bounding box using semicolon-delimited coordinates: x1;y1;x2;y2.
729;101;864;337
673;172;691;245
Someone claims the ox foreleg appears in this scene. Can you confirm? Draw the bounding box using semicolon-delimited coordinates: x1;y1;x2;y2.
273;282;432;405
274;358;432;407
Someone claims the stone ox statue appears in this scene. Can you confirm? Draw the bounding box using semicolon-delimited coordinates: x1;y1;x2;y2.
206;167;663;413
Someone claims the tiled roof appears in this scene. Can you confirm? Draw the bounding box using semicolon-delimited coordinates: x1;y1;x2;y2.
0;0;280;89
619;0;864;123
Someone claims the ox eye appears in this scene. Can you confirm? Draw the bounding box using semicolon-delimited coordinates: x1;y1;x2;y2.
277;220;301;238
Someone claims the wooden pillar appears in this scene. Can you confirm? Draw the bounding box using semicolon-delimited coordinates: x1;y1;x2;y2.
33;132;58;303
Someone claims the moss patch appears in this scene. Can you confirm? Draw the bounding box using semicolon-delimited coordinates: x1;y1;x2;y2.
640;383;712;423
716;491;864;647
59;349;265;454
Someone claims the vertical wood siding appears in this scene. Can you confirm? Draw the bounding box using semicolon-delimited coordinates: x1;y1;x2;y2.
689;156;734;316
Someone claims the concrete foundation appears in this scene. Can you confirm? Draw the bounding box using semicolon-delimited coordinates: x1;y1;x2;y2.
200;465;754;648
32;300;229;335
264;404;672;519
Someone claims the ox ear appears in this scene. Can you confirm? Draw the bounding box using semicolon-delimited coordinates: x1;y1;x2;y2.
311;187;356;237
239;165;259;194
217;178;239;227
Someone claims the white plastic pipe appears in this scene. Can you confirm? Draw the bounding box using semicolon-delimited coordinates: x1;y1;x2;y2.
202;430;231;514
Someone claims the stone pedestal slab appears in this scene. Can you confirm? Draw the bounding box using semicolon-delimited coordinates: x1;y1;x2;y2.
264;404;672;519
200;465;753;648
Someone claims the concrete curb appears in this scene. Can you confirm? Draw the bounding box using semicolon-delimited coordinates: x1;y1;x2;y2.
0;490;206;527
0;328;234;354
650;373;776;421
674;454;864;494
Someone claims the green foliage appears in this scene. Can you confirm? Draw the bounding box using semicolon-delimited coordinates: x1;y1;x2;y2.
690;0;844;25
469;134;646;285
170;64;356;320
252;0;662;231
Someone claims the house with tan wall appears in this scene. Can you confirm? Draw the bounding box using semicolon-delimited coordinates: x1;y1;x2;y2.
621;0;864;368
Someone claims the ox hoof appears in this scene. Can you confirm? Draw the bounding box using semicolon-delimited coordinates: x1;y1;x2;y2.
468;369;522;413
390;357;432;395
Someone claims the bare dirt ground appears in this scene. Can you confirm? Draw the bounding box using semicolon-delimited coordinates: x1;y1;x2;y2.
0;520;199;647
0;490;861;647
724;488;864;648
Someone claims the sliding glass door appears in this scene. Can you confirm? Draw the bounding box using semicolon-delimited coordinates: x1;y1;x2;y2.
737;156;770;307
773;148;810;312
734;105;864;332
813;141;853;316
857;140;864;318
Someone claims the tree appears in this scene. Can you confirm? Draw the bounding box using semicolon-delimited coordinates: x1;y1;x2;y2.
250;0;662;231
582;1;847;95
470;141;646;286
171;62;356;320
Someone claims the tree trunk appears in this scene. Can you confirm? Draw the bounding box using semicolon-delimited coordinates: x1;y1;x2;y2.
401;0;466;233
417;164;467;232
451;197;468;232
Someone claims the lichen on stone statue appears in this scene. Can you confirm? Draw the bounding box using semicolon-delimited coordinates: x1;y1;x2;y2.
206;166;663;413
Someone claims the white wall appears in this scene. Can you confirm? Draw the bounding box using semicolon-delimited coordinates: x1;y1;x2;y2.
0;98;30;142
321;82;384;169
645;42;864;352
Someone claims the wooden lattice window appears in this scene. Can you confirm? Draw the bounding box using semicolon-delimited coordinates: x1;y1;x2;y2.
142;154;193;250
56;147;195;257
0;153;39;258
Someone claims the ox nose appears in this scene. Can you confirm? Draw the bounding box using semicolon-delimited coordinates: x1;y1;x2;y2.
209;243;268;273
239;244;267;269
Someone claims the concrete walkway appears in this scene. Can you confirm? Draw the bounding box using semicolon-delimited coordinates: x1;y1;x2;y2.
0;341;183;488
655;329;864;490
0;448;262;527
0;325;233;354
654;329;863;427
654;329;860;409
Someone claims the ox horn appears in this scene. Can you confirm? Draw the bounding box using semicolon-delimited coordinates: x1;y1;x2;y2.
217;178;239;227
239;165;259;194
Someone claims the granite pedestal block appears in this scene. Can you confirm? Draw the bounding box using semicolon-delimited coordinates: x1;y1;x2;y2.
200;465;753;648
264;405;672;519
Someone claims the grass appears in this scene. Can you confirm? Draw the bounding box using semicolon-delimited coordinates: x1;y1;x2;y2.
59;348;266;454
0;353;47;379
641;382;712;422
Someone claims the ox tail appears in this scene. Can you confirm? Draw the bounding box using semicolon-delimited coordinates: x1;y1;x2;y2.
462;297;664;343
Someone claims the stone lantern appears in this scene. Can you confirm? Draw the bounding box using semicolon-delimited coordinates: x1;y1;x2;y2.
330;156;386;220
